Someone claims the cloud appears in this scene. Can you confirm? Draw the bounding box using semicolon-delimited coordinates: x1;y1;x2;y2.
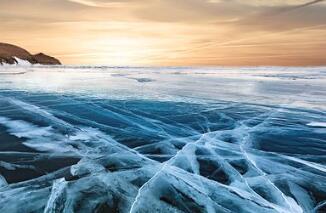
266;0;325;16
290;0;325;9
228;0;326;32
68;0;101;7
67;0;132;8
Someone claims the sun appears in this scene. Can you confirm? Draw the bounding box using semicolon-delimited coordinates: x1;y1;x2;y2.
85;37;154;66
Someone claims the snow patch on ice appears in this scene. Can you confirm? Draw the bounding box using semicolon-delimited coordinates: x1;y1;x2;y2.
307;122;326;128
0;57;32;66
14;57;32;66
0;117;53;138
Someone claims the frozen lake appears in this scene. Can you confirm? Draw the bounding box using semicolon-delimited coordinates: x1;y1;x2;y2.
0;66;325;212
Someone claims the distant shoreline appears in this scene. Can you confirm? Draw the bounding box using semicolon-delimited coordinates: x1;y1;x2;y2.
0;42;61;65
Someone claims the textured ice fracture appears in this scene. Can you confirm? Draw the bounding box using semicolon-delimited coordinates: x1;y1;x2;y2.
0;66;325;212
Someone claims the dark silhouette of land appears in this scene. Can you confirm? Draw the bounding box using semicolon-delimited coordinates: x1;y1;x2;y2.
0;43;61;65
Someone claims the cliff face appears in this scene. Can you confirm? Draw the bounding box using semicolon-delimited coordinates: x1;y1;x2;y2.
0;43;61;65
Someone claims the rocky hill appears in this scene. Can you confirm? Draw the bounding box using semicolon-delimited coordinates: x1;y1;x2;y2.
0;43;61;65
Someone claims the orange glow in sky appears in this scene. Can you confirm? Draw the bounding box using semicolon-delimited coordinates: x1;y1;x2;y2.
1;0;326;66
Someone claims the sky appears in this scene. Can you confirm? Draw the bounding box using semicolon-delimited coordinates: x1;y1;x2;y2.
1;0;326;66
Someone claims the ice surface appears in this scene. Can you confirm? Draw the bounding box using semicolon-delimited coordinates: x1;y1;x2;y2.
0;66;325;212
307;122;326;128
